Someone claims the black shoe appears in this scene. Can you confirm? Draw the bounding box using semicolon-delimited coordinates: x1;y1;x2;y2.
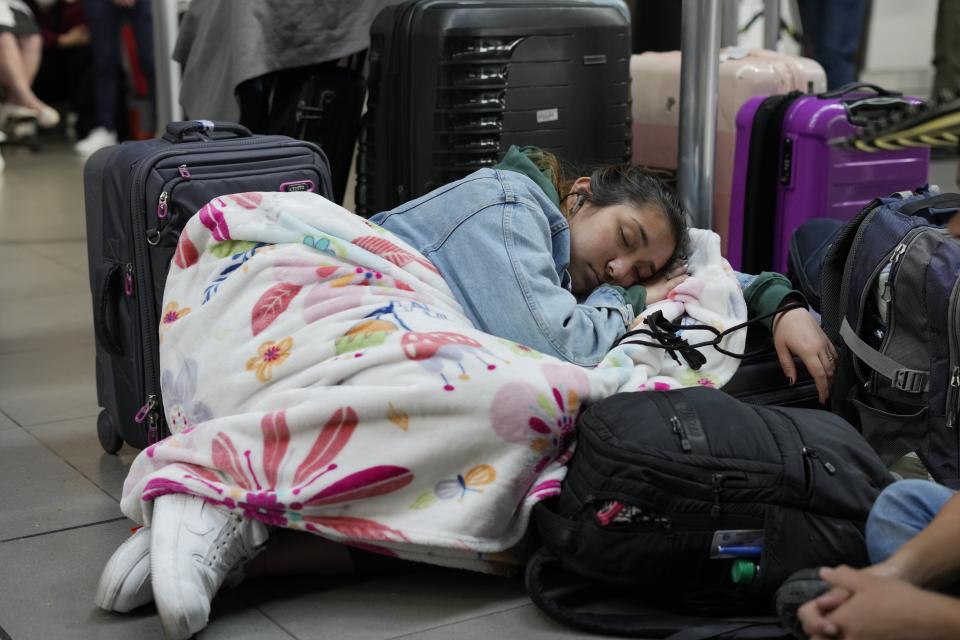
774;568;832;639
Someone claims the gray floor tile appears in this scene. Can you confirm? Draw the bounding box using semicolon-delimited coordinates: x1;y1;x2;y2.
0;518;294;640
25;416;137;501
397;603;623;640
18;240;89;278
0;146;87;243
242;568;530;640
0;244;87;300
0;290;93;355
0;426;120;540
0;343;99;427
0;409;18;431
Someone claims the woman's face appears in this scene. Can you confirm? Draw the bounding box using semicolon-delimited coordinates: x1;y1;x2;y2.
566;179;676;295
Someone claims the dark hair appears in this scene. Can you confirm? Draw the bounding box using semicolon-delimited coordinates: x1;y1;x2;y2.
535;150;690;264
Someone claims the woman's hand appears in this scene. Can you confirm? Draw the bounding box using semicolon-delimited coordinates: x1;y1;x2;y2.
642;258;688;305
772;305;837;403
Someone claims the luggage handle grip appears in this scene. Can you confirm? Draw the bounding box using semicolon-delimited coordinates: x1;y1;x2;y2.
819;82;902;99
163;120;253;143
94;261;124;356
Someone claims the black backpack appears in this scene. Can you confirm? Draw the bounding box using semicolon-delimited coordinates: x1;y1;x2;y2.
525;387;892;638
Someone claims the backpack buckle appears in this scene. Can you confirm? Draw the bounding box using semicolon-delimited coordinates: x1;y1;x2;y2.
892;369;928;393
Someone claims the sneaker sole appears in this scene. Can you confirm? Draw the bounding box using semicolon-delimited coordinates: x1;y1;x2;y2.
774;568;832;639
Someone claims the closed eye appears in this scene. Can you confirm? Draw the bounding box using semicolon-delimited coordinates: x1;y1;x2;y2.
619;227;629;248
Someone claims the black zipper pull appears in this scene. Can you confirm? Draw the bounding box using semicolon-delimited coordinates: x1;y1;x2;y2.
947;367;959;430
802;447;837;475
671;416;692;453
711;473;724;518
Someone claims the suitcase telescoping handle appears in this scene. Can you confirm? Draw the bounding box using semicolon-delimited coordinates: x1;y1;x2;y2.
163;120;253;143
819;82;903;99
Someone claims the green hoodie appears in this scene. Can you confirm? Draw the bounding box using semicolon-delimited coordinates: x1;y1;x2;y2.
494;145;802;332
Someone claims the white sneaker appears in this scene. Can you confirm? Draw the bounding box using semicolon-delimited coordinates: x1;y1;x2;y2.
94;527;153;612
74;127;117;156
150;494;269;639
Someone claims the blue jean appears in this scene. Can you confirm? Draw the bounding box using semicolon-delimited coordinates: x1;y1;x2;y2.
865;479;956;564
797;0;868;91
81;0;154;132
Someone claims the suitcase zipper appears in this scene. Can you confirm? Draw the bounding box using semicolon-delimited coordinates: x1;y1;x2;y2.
150;162;323;241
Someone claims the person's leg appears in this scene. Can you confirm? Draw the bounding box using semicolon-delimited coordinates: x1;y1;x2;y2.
816;0;868;90
80;0;120;132
865;479;956;564
796;0;822;62
0;30;43;108
17;33;41;84
933;0;960;97
127;0;154;93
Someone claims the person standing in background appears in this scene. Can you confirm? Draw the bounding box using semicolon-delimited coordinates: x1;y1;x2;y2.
933;0;960;97
74;0;152;156
797;0;869;90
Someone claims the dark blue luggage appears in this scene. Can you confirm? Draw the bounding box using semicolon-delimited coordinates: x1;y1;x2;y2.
84;120;332;452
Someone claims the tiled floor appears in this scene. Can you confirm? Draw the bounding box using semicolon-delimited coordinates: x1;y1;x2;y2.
1;141;957;640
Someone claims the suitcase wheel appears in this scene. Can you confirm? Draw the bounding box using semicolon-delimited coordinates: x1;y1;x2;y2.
97;410;123;454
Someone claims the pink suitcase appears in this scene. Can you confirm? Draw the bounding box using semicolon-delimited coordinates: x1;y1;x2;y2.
630;48;826;254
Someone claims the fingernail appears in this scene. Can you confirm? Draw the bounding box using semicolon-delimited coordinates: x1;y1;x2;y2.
788;376;795;385
820;567;833;577
824;623;838;636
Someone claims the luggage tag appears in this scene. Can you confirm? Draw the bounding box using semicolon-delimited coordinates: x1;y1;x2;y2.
709;529;764;558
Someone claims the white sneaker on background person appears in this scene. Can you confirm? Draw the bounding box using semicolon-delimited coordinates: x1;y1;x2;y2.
0;102;60;129
74;126;118;156
150;493;269;639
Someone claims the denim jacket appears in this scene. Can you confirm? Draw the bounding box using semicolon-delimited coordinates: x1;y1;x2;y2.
370;168;633;366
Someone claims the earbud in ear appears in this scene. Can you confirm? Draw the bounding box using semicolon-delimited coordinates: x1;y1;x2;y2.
571;193;586;215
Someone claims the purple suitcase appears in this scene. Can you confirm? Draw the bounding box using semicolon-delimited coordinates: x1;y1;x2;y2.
728;84;930;273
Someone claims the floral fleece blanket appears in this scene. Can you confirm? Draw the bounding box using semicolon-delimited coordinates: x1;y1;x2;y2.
120;192;746;574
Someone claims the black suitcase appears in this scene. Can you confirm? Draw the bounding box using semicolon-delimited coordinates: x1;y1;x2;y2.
722;327;820;409
84;120;332;453
355;0;632;216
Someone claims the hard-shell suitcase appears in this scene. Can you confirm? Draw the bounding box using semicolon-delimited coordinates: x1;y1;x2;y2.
84;120;333;453
355;0;632;216
728;83;930;273
630;48;825;255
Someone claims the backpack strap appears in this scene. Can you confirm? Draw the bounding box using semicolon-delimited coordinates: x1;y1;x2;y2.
525;548;789;639
840;318;929;393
